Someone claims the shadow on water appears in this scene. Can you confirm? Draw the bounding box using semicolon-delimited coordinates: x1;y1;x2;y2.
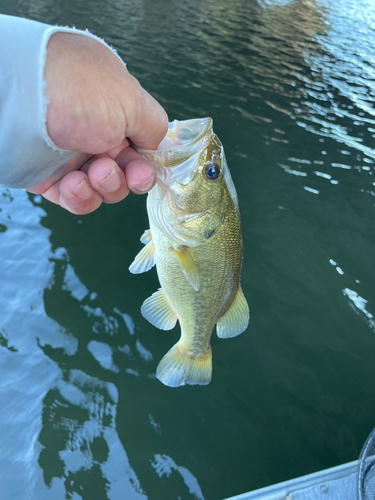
1;0;375;499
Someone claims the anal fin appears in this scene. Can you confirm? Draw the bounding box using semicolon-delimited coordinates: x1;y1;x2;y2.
216;286;249;338
157;342;212;387
170;246;199;292
141;289;177;330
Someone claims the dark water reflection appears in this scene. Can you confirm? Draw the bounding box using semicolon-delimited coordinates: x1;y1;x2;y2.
1;0;375;499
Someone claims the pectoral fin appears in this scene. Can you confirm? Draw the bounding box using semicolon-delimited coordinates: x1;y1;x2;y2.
129;238;155;274
171;246;200;292
216;287;249;338
141;288;177;330
140;229;152;245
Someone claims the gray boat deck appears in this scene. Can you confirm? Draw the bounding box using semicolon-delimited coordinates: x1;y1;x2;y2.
223;460;358;500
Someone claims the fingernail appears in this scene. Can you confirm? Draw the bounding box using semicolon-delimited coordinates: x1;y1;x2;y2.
99;168;121;193
73;179;92;200
136;176;155;193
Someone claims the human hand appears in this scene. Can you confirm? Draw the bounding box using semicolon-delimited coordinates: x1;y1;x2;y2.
27;32;168;214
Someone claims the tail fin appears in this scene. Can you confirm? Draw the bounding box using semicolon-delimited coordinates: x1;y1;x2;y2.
156;342;212;387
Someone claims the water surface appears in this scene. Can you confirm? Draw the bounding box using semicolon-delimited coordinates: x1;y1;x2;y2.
0;0;375;499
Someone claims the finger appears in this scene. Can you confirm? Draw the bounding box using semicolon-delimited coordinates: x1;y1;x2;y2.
116;147;156;194
42;170;102;215
106;138;131;160
82;156;129;204
123;74;169;150
27;152;92;194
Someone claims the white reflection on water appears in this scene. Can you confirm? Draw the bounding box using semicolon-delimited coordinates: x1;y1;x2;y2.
279;163;308;176
0;189;155;499
135;339;153;362
328;258;375;330
52;370;146;500
0;190;76;500
329;259;344;275
63;263;89;302
81;304;120;336
58;252;156;377
151;454;204;500
232;0;375;199
332;163;351;170
87;340;119;373
343;288;375;328
147;414;161;435
314;170;332;179
299;0;375;161
113;307;135;335
303;186;319;194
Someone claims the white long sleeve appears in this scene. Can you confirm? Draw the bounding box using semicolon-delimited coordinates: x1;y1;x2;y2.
0;15;121;189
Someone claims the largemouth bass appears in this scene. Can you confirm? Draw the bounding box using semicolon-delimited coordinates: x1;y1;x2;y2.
129;117;249;387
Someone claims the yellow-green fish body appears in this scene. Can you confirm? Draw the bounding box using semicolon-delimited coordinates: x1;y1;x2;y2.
130;118;249;387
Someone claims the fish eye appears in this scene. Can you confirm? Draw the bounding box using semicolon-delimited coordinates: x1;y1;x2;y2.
204;163;220;181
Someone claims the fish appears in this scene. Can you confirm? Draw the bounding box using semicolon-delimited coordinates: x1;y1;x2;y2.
129;117;249;387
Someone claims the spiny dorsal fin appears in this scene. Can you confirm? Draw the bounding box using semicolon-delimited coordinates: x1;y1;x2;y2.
140;229;152;245
216;287;249;338
129;239;155;274
156;342;212;387
141;288;177;330
170;246;199;292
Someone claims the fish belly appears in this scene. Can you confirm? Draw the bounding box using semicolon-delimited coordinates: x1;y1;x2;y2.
151;207;242;357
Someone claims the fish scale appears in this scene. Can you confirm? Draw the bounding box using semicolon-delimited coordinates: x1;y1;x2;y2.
129;118;249;387
153;203;241;352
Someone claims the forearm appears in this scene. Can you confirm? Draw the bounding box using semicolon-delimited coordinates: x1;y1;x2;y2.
0;14;121;189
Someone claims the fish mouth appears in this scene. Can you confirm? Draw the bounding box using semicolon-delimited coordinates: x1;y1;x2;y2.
132;117;219;188
132;118;213;169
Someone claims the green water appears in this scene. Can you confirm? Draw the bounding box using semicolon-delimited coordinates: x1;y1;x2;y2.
1;0;375;499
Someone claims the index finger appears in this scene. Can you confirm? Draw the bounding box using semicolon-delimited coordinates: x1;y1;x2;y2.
116;146;156;194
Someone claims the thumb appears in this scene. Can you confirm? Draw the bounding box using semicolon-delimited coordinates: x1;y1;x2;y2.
121;72;169;150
